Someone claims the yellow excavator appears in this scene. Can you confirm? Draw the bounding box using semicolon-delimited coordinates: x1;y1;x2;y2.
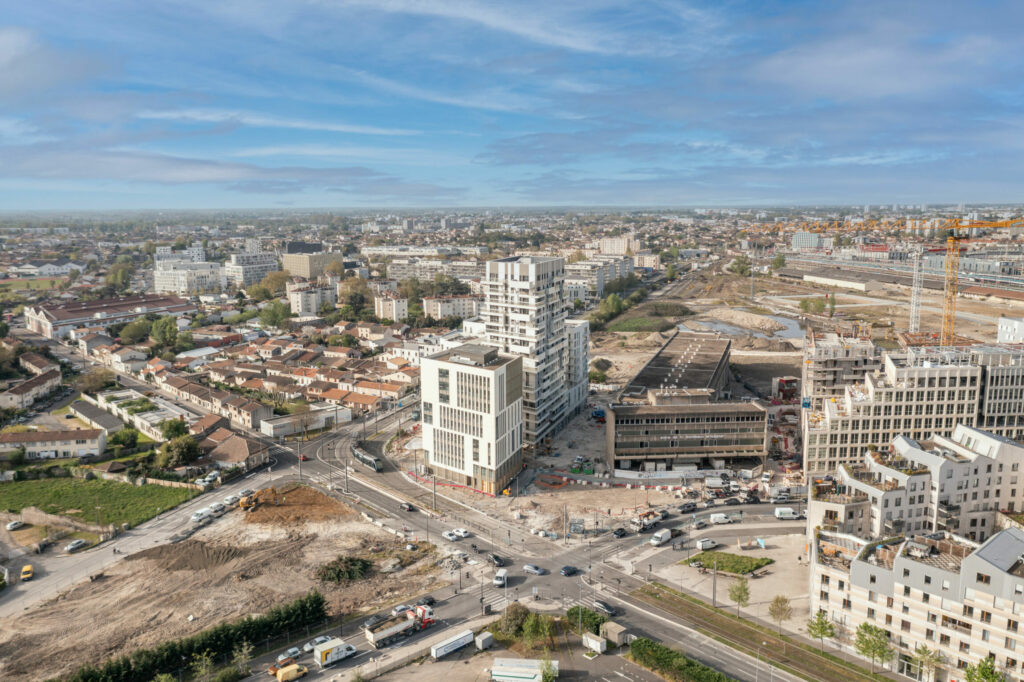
239;487;281;512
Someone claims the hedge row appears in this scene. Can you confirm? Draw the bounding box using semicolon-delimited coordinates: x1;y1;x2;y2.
57;591;327;682
629;637;737;682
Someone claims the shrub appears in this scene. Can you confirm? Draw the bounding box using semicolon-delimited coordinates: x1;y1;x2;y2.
588;370;608;383
499;602;531;636
566;606;606;635
629;637;735;682
687;551;773;576
315;556;373;584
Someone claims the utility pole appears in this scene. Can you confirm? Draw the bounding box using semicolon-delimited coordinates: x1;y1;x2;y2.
432;474;437;511
344;440;350;494
578;582;583;633
712;560;718;607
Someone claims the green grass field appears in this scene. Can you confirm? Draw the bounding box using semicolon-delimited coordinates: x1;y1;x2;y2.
0;478;194;527
606;317;677;332
686;551;774;575
0;278;61;291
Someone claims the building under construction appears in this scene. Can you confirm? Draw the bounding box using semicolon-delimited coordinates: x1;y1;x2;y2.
607;331;768;475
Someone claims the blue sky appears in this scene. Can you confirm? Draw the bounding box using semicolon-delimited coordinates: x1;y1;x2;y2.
1;1;1022;210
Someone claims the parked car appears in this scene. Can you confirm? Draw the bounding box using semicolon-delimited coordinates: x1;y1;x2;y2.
612;528;627;538
20;564;34;581
560;566;578;576
268;658;296;675
278;647;302;662
416;595;436;606
6;520;24;531
223;494;240;507
723;497;741;506
441;531;458;541
64;539;87;553
239;488;255;498
693;520;708;530
593;600;616;616
303;636;331;652
391;604;412;616
678;503;697;513
452;528;471;538
399;502;414;512
523;564;545;575
657;509;670;520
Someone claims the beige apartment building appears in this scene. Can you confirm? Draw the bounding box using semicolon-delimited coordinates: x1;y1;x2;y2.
281;252;337;279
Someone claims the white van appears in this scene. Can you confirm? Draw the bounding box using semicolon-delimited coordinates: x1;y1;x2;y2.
775;507;799;520
729;481;741;493
493;568;508;587
696;538;718;551
650;528;673;547
709;513;731;525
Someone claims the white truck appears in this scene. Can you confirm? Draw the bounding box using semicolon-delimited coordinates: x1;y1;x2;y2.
629;511;660;533
365;604;435;649
709;513;731;525
312;638;356;668
705;477;725;491
774;507;800;520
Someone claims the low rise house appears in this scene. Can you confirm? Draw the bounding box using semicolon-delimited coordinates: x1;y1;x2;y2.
19;352;58;376
209;432;270;471
0;369;61;409
0;428;105;459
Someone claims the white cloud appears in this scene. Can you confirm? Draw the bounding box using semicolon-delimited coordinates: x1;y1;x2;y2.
332;67;541;113
137;108;420;136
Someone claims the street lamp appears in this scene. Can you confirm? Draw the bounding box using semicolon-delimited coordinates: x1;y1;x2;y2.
756;641;765;682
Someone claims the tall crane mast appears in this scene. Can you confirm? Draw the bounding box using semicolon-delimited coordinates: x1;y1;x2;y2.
909;247;923;334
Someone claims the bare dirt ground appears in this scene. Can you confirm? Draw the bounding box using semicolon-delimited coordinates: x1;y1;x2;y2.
589;330;669;385
730;351;803;394
0;486;440;681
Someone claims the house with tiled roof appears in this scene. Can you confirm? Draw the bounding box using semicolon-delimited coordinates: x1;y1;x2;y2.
0;369;61;409
0;427;105;459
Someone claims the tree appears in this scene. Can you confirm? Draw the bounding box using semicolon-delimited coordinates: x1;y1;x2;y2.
669;245;680;259
854;622;893;673
150;315;178;347
728;577;750;616
828;295;836;317
965;657;1005;682
729;254;751;276
339;333;358;348
499;602;530;636
768;595;792;635
109;428;139;449
771;254;786;270
232;640;254;676
665;263;677;281
522;612;545;649
318;300;336;316
120;318;152;344
0;321;9;339
160;435;200;468
326;259;346;276
260;270;291;293
159;418;188;440
247;284;273;301
573;298;585;311
540;655;557;682
106;262;134;289
912;644;945;682
811;297;826;315
77;368;115;394
190;650;214;682
259;300;289;329
806;610;835;652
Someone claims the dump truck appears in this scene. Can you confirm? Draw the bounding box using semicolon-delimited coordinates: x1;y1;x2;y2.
365;604;435;648
629;510;660;533
312;638;357;668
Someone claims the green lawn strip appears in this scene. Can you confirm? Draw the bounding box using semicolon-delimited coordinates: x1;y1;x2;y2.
136;431;157;445
0;478;193;527
684;550;773;575
634;583;880;682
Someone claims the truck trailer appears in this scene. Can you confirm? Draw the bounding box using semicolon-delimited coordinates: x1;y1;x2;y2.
365;605;435;649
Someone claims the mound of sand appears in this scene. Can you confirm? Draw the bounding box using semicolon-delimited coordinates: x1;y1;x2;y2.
705;307;785;334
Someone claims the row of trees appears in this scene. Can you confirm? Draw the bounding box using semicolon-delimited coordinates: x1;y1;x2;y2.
61;592;327;682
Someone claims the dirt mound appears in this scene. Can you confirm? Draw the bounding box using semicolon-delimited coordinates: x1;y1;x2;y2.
733;335;797;352
705;307;785;334
128;540;251;571
244;484;355;525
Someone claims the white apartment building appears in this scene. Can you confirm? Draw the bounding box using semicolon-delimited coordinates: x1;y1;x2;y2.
420;344;523;495
596;233;638;255
153;260;226;295
565;279;589;305
288;286;338;315
565;255;633;300
423;296;481;319
634;252;661;270
565;319;590;418
809;426;1024;680
374;292;408;322
155;244;205;262
803;346;1024;476
225;252;278;287
483;256;569;446
802;332;881;408
997;318;1024;344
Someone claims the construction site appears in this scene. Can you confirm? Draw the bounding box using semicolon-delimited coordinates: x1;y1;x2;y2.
0;485;442;681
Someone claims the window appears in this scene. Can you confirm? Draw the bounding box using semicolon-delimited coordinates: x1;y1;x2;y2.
1009;620;1019;633
977;572;992;585
870;574;877;584
867;608;876;619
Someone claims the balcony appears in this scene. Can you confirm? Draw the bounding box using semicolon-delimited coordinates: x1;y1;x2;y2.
937;501;961;518
883;518;906;535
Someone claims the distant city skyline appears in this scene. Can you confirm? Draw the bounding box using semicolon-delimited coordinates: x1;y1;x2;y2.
1;1;1022;209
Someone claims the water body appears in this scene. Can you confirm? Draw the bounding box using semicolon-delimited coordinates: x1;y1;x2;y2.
682;314;805;339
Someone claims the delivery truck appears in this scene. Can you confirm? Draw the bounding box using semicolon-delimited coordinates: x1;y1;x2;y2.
709;513;731;524
365;604;435;649
312;638;357;668
650;528;675;546
774;507;800;520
